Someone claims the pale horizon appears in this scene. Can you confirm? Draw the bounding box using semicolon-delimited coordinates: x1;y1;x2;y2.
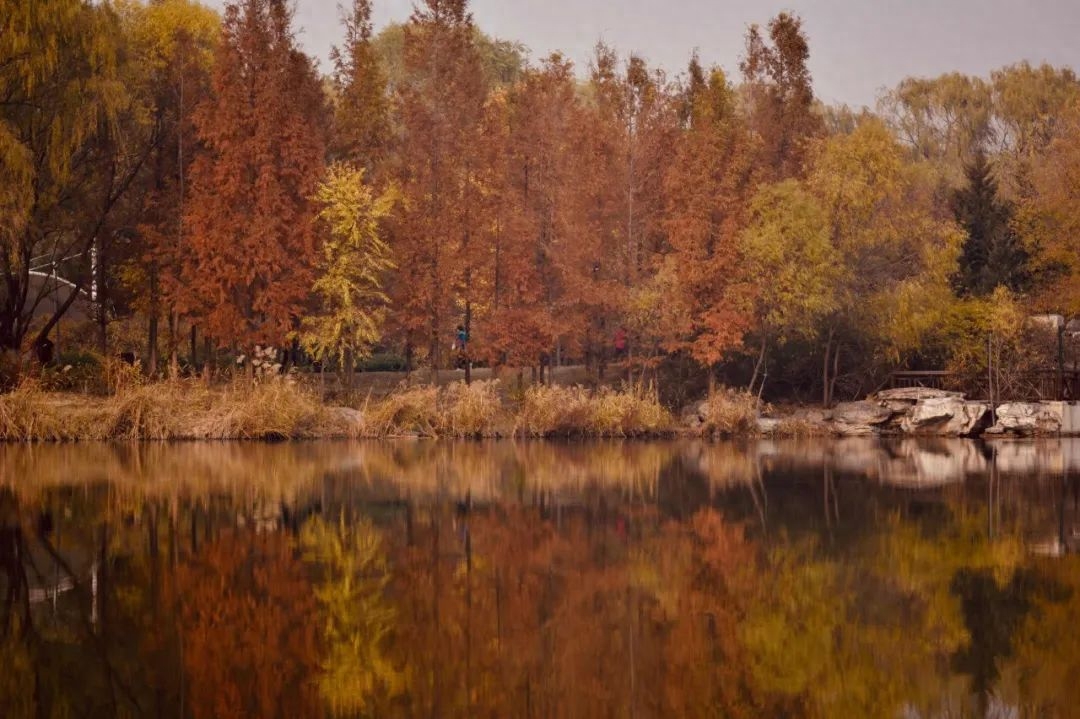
201;0;1080;108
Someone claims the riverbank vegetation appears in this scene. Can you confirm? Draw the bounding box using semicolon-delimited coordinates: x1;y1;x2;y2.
5;0;1080;410
0;377;677;441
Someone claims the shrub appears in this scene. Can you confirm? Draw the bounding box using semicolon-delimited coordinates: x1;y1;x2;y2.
360;384;441;437
0;381;65;441
514;384;671;438
699;388;760;436
438;381;504;437
196;381;329;440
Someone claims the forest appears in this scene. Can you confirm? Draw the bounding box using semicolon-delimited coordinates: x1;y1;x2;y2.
4;0;1080;406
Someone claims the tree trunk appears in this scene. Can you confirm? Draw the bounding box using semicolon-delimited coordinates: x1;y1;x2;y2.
168;311;179;380
344;347;354;397
749;334;767;395
464;301;472;385
829;341;842;407
822;327;834;408
147;314;159;377
190;324;197;373
202;337;212;385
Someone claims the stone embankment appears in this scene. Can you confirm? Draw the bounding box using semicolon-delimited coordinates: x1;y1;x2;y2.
765;388;1080;438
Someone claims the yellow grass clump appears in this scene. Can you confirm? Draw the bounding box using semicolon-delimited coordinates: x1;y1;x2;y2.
514;384;672;438
0;379;361;442
0;377;673;442
359;381;506;437
698;388;761;437
359;384;441;436
0;381;70;441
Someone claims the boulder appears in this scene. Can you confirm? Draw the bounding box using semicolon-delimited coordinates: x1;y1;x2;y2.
900;397;989;436
986;402;1063;436
327;406;364;432
680;400;707;429
830;401;895;436
875;387;965;403
756;417;781;434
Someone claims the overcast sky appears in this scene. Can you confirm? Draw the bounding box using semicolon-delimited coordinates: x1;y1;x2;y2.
206;0;1080;108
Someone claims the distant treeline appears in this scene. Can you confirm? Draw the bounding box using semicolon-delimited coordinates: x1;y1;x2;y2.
4;0;1080;402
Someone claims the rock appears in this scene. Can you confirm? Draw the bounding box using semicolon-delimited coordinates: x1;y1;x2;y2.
875;387;965;403
987;402;1063;436
756;417;781;434
900;397;989;436
680;400;706;429
830;401;895;436
327;406;364;430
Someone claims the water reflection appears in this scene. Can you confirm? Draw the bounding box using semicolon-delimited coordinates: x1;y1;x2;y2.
2;439;1080;717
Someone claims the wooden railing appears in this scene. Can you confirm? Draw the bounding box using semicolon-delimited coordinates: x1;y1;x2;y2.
889;369;1080;401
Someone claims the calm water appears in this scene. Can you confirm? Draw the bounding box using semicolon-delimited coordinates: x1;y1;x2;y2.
2;438;1080;718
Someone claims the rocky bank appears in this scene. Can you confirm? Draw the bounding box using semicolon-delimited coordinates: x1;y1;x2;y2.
757;388;1080;438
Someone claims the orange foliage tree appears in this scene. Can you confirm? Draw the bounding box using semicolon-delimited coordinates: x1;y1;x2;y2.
329;0;389;169
181;0;327;351
390;0;486;372
663;60;757;382
740;13;823;181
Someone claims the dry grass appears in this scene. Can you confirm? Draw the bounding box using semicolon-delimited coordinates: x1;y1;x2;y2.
514;384;672;438
698;388;761;437
1;379;359;442
0;378;672;442
193;382;333;440
359;381;506;437
0;381;70;441
437;381;506;437
768;417;827;438
359;384;441;436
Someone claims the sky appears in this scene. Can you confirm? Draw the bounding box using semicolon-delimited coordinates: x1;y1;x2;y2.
206;0;1080;108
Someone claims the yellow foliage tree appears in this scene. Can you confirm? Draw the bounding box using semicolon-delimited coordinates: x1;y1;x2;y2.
301;163;397;382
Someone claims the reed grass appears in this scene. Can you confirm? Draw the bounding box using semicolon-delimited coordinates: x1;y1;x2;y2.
0;378;676;441
514;384;672;438
698;388;761;437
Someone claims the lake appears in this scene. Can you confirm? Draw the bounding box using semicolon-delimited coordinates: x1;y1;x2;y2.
1;438;1078;717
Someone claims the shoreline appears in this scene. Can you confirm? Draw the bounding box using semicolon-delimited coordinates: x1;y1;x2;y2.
4;380;1076;443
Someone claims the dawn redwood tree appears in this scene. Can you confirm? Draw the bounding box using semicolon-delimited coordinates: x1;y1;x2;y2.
181;0;327;352
119;0;219;374
472;55;585;372
740;13;823;181
391;0;486;373
663;61;757;390
330;0;389;170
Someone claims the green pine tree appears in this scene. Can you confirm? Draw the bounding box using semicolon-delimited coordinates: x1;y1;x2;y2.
951;153;1029;296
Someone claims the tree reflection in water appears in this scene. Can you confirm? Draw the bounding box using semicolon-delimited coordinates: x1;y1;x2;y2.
2;438;1080;717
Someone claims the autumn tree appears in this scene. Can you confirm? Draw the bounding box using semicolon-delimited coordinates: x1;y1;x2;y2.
879;73;994;172
740;180;840;393
1014;100;1080;315
181;0;327;352
116;0;219;374
301;162;396;386
745;120;963;405
0;0;140;359
391;0;486;373
740;13;823;181
662;61;756;388
329;0;389;169
471;55;585;372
